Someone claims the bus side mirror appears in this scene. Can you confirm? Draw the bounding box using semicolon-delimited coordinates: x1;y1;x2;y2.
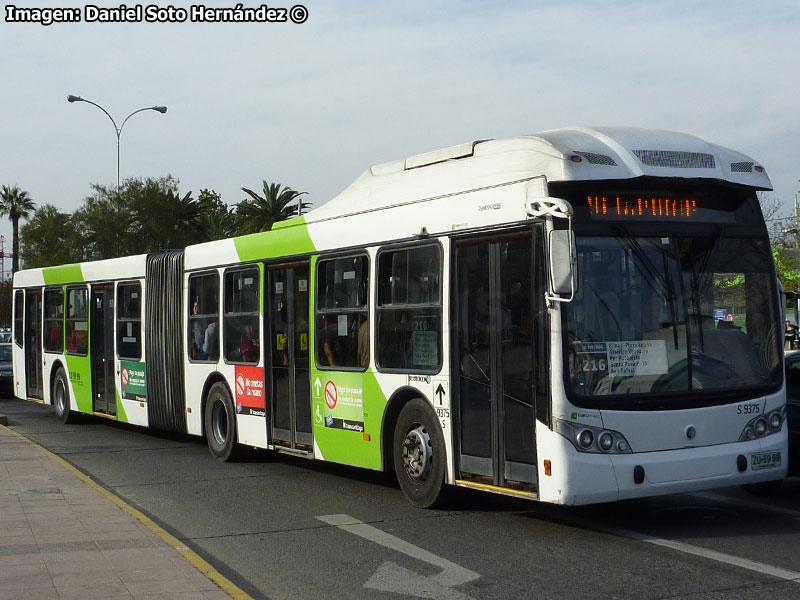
548;229;576;298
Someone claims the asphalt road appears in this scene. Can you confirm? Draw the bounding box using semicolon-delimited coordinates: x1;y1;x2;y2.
3;396;800;600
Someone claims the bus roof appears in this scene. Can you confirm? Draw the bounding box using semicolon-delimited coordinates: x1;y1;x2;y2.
306;126;772;224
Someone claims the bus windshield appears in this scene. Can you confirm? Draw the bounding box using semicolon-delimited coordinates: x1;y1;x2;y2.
558;187;782;408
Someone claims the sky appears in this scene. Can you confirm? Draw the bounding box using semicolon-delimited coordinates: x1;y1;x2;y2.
1;0;799;276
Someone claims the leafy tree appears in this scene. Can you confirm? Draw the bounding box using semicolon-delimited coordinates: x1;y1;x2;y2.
72;183;133;260
77;176;203;258
0;185;36;273
197;189;235;242
236;181;310;234
774;246;800;296
20;204;86;268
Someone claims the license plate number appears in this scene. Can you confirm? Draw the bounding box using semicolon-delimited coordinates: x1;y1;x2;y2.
750;451;781;470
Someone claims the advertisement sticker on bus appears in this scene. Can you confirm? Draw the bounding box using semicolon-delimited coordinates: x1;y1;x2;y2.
313;373;365;433
234;365;265;416
120;361;146;402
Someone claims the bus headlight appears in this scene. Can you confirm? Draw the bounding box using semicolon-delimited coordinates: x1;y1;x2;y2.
768;411;783;431
554;419;632;454
598;432;614;452
577;429;594;449
739;407;785;442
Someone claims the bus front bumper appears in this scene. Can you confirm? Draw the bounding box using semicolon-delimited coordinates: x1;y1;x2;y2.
537;427;788;505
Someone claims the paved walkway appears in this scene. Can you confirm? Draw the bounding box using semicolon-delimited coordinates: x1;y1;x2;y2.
0;424;244;600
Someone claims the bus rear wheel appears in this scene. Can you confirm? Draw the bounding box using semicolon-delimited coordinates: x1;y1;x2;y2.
393;398;446;509
52;368;74;424
204;382;238;461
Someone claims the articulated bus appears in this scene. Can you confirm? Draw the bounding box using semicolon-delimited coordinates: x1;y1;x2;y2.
12;127;787;507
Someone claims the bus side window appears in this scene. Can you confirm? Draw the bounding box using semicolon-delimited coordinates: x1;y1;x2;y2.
117;282;142;360
376;244;442;372
43;287;65;353
14;290;24;347
223;268;259;364
65;287;89;356
188;272;220;362
315;254;369;369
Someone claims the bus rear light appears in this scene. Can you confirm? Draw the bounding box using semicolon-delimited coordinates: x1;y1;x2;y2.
544;459;552;476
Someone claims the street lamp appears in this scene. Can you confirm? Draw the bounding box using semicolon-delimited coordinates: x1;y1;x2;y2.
67;94;167;190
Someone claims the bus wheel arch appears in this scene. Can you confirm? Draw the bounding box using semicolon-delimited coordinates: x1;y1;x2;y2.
389;394;448;509
203;377;239;461
50;363;74;424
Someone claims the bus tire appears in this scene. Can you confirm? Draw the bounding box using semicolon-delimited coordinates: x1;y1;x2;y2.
393;398;446;509
52;368;74;424
204;382;238;461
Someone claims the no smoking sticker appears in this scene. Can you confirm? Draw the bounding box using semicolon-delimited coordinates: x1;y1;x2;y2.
325;380;337;409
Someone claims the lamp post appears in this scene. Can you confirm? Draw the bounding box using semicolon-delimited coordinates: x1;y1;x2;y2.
67;95;167;190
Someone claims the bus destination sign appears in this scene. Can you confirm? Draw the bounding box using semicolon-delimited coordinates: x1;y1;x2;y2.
587;194;700;220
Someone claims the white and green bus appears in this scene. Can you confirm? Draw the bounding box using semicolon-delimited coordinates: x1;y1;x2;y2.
12;126;787;507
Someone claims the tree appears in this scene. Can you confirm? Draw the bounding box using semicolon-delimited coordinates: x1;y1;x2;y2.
236;181;310;235
197;189;235;242
75;176;204;258
20;204;86;268
0;185;36;273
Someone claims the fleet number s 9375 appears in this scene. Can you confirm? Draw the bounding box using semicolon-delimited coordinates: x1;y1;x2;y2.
737;403;760;415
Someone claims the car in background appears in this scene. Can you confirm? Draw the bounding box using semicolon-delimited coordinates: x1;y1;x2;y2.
784;352;800;476
0;343;12;396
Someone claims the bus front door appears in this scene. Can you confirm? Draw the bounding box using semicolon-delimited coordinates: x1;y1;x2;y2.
91;285;116;416
25;290;43;399
454;234;538;490
268;263;312;450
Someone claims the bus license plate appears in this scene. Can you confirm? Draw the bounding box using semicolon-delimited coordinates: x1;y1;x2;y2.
750;451;781;470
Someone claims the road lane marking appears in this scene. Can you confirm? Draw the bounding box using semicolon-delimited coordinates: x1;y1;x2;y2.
317;514;480;599
579;518;800;583
689;491;800;520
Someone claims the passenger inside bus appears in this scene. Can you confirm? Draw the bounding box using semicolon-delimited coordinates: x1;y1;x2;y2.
240;324;259;362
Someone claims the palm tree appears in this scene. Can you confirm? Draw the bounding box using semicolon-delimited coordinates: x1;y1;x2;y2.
236;181;310;235
0;185;36;273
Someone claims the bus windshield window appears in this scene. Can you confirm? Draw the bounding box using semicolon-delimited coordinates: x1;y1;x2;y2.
565;234;781;403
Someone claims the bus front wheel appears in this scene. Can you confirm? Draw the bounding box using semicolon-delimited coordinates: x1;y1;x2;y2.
393;398;446;509
204;382;238;461
52;368;74;424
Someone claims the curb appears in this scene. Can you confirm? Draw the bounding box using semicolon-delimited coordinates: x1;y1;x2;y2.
1;422;255;600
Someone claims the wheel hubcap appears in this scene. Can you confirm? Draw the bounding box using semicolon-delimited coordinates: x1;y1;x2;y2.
402;425;432;481
55;381;65;415
211;400;228;445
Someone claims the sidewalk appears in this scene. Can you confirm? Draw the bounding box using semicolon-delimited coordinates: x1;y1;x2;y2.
0;424;245;600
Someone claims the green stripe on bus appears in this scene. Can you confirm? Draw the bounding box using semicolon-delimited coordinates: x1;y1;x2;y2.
64;354;93;414
233;217;315;262
43;264;84;285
